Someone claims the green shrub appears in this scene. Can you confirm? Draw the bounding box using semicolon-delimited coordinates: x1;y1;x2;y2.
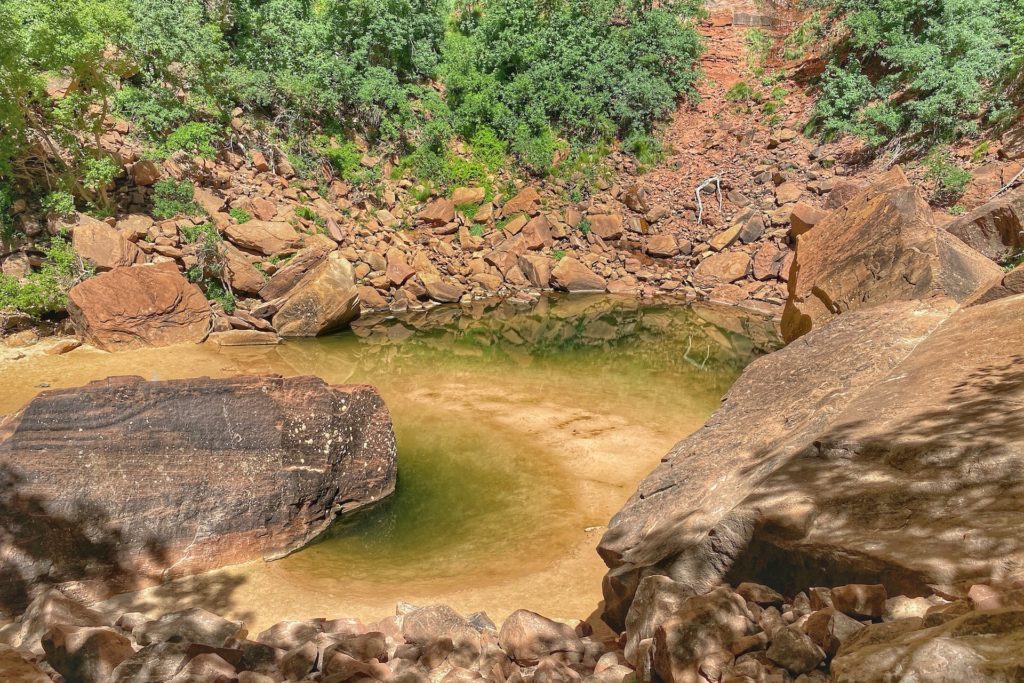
41;191;75;218
441;0;703;174
811;0;1018;148
163;122;220;159
726;81;755;102
622;131;665;171
114;84;192;139
228;207;252;224
0;183;14;239
152;179;201;219
745;28;772;74
203;279;236;313
81;156;120;208
923;146;972;204
324;142;363;180
0;237;92;317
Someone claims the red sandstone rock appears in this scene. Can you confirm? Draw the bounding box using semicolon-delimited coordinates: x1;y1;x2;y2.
782;167;1000;342
67;262;211;351
224;220;300;255
72;216;145;271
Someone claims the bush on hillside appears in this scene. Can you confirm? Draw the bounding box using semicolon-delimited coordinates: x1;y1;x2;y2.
811;0;1022;149
442;0;703;171
0;237;92;317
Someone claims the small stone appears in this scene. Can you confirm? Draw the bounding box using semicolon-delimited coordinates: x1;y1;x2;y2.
736;583;785;607
766;625;824;675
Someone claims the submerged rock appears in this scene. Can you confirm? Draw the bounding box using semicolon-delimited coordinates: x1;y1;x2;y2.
0;374;396;609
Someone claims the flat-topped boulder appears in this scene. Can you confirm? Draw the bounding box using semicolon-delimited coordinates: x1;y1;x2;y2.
0;374;396;611
781;167;1000;342
599;294;1024;630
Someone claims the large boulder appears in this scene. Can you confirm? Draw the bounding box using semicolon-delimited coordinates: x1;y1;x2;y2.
551;258;606;292
944;189;1024;263
652;586;758;683
71;216;145;271
599;294;1024;630
781;167;1000;342
223;242;265;295
66;262;211;351
0;374;396;609
272;252;360;336
258;235;336;301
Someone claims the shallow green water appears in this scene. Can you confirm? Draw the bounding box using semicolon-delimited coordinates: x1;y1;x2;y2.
4;294;779;623
265;295;780;595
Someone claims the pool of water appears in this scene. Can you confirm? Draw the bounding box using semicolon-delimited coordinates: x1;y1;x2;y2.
0;295;779;630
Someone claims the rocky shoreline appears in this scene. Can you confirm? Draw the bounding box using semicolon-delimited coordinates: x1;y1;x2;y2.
2;576;1023;682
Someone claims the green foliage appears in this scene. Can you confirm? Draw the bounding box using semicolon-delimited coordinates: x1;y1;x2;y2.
622;131;665;171
0;183;14;238
41;191;76;218
163;122;221;159
745;28;772;74
552;248;566;260
81;156;120;206
203;279;236;314
783;12;822;61
726;81;755;102
578;217;591;235
324;142;363;179
0;237;92;317
922;146;971;204
152;179;200;219
441;0;703;174
228;207;252;224
469;224;485;237
114;84;192;139
811;0;1020;148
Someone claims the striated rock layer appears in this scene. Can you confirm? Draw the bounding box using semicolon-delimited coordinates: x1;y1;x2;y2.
0;374;397;613
599;294;1024;630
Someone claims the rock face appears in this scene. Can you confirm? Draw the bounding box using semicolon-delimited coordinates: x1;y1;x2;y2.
944;190;1024;262
272;252;360;337
599;293;1024;630
67;262;211;351
831;608;1024;682
781;167;1001;342
0;375;397;610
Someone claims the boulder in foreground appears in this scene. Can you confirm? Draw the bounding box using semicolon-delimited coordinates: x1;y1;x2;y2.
67;262;211;351
0;374;396;611
600;294;1024;629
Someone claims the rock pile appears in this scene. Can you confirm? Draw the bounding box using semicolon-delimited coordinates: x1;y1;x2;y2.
3;578;1023;682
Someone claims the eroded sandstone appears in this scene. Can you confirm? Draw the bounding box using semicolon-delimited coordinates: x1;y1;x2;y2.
0;374;396;612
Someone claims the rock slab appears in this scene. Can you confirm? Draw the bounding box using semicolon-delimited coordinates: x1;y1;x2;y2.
600;294;1024;629
781;167;1000;342
0;374;397;611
